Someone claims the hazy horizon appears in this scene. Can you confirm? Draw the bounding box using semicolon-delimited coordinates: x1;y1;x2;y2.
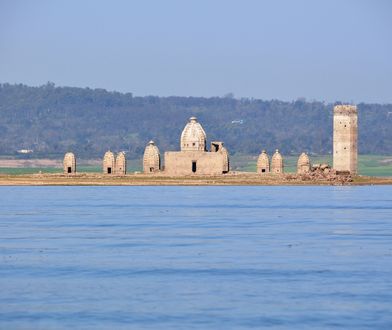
1;0;391;103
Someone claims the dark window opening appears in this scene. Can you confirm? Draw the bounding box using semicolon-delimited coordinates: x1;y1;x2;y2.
192;143;196;146
150;167;154;172
67;167;72;173
262;169;266;173
108;167;112;174
192;161;197;173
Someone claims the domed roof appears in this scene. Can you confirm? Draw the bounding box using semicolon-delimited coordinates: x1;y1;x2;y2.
143;140;160;173
297;152;310;166
257;150;270;173
116;151;126;163
115;151;127;175
258;150;269;161
271;149;282;161
63;152;75;162
103;150;115;161
271;149;283;173
180;116;206;151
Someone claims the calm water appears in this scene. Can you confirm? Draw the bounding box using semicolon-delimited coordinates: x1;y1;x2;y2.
0;186;392;329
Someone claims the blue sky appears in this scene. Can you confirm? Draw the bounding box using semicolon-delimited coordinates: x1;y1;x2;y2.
0;0;391;102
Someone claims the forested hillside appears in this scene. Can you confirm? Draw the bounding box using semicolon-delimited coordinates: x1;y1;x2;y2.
0;83;391;158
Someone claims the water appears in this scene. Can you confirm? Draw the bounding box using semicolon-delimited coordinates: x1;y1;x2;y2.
0;186;391;329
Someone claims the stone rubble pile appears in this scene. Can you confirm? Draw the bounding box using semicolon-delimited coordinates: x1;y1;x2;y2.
290;163;353;184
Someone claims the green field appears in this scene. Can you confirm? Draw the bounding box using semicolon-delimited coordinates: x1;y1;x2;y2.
0;155;391;177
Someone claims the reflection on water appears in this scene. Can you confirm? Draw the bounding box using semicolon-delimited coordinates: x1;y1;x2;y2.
0;186;392;329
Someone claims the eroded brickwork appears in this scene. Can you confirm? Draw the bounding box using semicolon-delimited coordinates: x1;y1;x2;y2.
63;152;76;174
333;105;358;174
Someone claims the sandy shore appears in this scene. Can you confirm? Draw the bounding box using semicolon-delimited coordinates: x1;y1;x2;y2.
0;172;391;186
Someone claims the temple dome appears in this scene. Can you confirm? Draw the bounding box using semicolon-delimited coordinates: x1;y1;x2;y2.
103;151;115;174
115;151;127;175
271;149;283;174
180;116;206;151
143;140;160;173
297;152;310;174
257;150;270;174
63;152;76;174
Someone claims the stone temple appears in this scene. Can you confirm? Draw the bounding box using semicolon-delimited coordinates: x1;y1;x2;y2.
333;105;358;174
143;141;161;173
115;151;127;175
103;151;115;174
271;149;283;174
297;152;310;174
63;152;76;174
164;117;229;175
257;150;270;174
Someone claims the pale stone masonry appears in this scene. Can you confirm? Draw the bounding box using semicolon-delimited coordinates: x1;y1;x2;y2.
63;152;76;174
164;117;229;175
333;105;358;174
271;149;283;174
257;150;270;174
297;152;311;174
103;151;115;174
180;116;207;151
115;152;127;175
143;141;161;173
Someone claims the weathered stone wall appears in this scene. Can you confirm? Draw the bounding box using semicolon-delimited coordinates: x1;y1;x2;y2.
257;150;270;174
333;105;358;174
63;152;76;174
103;151;115;174
143;141;161;173
115;152;127;175
164;151;227;175
297;152;310;174
271;149;284;174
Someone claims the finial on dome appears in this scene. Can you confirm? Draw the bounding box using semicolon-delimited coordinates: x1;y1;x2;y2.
189;116;197;122
148;140;155;145
275;149;279;153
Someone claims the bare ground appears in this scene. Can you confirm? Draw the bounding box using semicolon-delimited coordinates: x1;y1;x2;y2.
0;172;390;186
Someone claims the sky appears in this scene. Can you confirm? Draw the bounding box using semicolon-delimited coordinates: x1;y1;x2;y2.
0;0;391;103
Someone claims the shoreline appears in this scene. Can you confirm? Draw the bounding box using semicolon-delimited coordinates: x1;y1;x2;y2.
0;172;391;186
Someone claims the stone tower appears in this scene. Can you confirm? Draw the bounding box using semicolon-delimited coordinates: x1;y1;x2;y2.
180;116;207;151
143;141;160;173
257;150;270;174
63;152;76;174
297;152;310;174
271;149;283;174
115;152;127;175
103;151;115;174
333;105;358;174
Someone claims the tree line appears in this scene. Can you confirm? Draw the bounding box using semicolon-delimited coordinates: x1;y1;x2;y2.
0;83;391;158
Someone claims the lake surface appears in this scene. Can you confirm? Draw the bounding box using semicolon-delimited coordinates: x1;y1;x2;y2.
0;186;392;329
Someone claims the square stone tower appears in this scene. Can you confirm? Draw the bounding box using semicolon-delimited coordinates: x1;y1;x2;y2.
333;105;358;174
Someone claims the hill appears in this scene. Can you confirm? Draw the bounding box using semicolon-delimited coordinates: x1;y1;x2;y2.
0;83;391;158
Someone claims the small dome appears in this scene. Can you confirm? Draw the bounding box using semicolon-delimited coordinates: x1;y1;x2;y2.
180;116;206;151
298;152;310;166
257;150;270;174
271;149;283;174
143;141;160;173
63;152;76;174
103;151;115;174
297;152;311;174
115;151;127;175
